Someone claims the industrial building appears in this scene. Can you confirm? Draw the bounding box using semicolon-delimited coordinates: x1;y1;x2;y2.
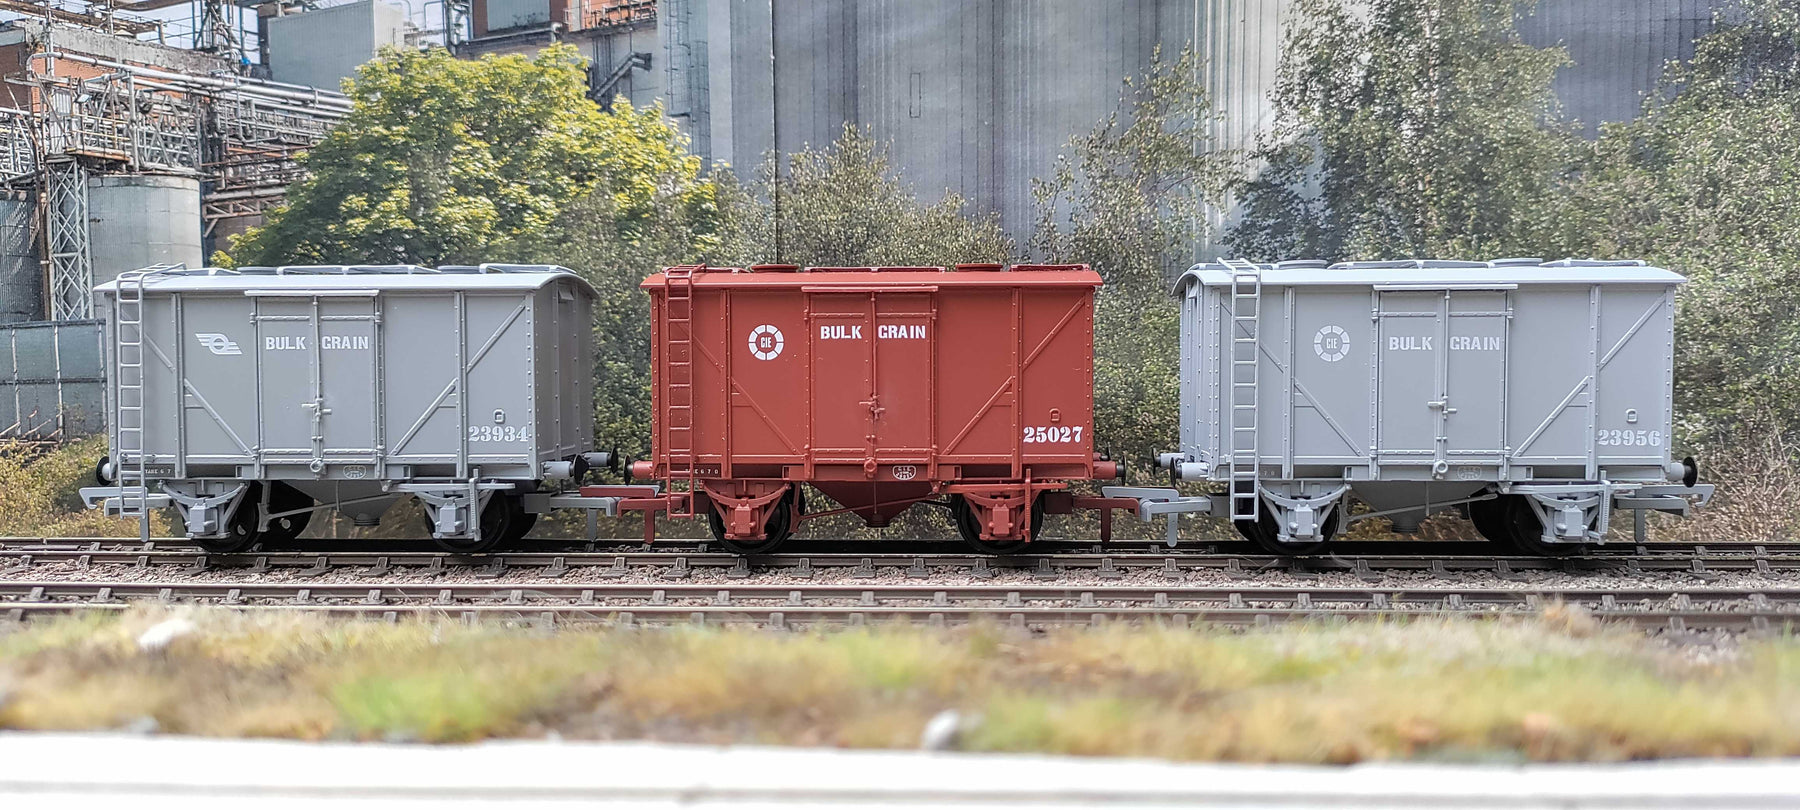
0;1;364;438
458;0;1730;245
0;0;1740;440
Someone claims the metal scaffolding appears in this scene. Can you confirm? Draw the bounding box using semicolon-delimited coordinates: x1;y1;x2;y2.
0;13;348;318
43;159;91;320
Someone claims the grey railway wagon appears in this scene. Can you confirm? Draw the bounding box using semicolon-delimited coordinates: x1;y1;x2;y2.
1127;259;1711;553
83;264;598;552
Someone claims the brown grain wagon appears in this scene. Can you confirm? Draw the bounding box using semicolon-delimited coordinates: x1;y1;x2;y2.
625;264;1124;552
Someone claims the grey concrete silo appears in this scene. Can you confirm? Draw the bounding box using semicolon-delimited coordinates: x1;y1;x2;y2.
1518;0;1727;135
698;0;1294;248
86;173;205;287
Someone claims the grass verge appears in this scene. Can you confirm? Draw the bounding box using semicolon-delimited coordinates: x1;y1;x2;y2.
0;437;173;537
2;608;1798;762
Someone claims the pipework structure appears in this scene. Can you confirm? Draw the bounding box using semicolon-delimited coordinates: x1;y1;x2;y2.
0;6;348;321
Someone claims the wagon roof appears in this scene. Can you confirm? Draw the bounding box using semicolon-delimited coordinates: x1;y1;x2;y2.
92;264;597;296
1179;259;1685;291
641;264;1103;289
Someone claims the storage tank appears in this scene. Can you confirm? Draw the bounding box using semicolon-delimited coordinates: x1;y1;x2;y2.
0;190;39;324
0;319;104;439
87;173;204;287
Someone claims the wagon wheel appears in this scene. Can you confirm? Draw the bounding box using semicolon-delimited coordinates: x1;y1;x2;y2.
197;482;265;555
495;489;537;545
951;494;1046;555
1233;506;1335;556
707;494;794;554
1494;494;1588;557
1466;495;1511;546
255;482;315;547
431;495;513;554
503;504;539;544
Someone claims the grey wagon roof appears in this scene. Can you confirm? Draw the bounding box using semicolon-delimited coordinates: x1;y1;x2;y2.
92;264;597;295
1180;259;1685;290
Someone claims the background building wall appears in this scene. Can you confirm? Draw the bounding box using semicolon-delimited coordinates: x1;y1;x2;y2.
581;23;664;109
0;192;38;325
268;0;408;91
1519;0;1724;135
83;0;1742;263
485;0;558;33
700;0;1292;246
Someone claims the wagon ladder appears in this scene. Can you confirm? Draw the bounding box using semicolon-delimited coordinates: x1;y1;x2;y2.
1222;258;1262;522
663;265;701;517
111;265;182;538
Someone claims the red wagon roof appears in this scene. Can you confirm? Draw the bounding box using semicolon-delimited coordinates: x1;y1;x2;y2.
641;264;1102;290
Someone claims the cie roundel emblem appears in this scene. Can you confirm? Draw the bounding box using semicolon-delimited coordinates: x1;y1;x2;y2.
747;325;785;360
1313;325;1349;362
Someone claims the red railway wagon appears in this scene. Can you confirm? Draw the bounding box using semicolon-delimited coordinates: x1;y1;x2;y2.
624;263;1125;552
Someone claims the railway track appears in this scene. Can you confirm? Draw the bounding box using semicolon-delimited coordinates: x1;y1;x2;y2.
3;537;1799;580
6;536;1796;631
2;579;1797;631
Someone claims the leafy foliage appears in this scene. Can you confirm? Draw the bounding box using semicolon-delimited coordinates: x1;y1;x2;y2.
1032;46;1237;466
0;438;171;537
1550;0;1800;447
716;125;1013;268
228;45;716;267
221;44;722;472
528;177;726;468
1227;0;1577;261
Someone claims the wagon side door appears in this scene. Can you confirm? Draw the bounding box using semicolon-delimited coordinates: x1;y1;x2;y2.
1374;290;1444;470
1376;287;1509;475
1442;290;1508;466
253;291;379;474
872;292;934;460
806;292;875;459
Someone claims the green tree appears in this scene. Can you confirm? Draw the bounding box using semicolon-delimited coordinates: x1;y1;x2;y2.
526;176;726;469
1031;46;1238;467
220;44;723;471
716;125;1013;267
1554;0;1800;447
1228;0;1576;262
228;45;716;267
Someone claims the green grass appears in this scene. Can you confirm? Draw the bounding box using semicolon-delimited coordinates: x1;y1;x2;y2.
2;607;1799;761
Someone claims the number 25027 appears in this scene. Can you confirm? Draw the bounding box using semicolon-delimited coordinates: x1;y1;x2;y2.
1022;426;1082;444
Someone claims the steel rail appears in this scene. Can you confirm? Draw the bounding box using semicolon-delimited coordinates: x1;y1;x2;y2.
3;546;1797;581
3;580;1796;631
7;536;1796;556
11;580;1800;606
